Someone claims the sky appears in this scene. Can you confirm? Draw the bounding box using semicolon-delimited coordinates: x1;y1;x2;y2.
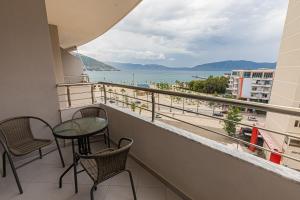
79;0;289;67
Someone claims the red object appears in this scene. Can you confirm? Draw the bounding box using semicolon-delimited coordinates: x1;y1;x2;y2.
248;127;258;152
238;78;244;98
270;150;282;164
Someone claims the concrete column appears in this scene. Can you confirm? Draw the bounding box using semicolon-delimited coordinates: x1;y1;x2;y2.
49;24;65;83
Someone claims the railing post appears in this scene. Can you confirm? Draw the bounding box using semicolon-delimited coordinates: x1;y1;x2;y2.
67;86;71;107
91;84;95;104
152;92;155;122
103;85;107;104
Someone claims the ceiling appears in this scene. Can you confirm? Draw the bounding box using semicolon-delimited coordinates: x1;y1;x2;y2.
45;0;141;49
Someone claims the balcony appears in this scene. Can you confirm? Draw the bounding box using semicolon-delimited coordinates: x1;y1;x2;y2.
48;82;300;199
2;0;300;199
2;81;300;199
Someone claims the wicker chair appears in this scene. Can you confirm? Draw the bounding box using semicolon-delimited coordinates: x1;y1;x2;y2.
72;107;110;150
0;116;65;194
78;138;136;200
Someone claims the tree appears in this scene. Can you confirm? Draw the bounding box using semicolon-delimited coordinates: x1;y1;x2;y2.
139;104;148;115
223;106;242;136
125;96;129;108
121;89;126;107
108;88;113;100
131;102;136;112
146;92;150;108
187;76;229;94
170;96;174;112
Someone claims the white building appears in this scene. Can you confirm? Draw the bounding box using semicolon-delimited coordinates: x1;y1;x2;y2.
227;69;275;103
265;0;300;170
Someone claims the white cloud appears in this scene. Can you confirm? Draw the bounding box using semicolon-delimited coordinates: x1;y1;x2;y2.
79;0;289;67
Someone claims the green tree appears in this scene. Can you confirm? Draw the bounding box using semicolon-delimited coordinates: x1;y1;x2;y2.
108;88;113;99
125;96;129;108
139;104;148;115
121;88;126;107
223;106;242;136
187;76;229;94
131;102;136;112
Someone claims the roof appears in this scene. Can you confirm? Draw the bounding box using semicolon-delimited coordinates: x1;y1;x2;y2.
45;0;141;49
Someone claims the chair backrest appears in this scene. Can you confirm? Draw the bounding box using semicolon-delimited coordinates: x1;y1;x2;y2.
72;107;108;120
95;138;133;183
0;117;34;148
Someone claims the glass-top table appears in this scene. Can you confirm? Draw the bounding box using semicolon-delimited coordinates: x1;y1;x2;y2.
53;117;108;139
53;117;109;193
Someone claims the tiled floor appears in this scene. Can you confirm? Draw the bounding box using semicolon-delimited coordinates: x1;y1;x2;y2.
0;142;183;200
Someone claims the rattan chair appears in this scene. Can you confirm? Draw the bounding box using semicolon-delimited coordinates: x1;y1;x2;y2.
72;106;110;150
0;116;65;194
78;138;136;200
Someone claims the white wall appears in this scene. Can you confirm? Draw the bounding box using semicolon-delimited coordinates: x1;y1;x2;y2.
49;24;65;83
266;0;300;164
0;0;60;127
103;105;300;200
61;49;84;83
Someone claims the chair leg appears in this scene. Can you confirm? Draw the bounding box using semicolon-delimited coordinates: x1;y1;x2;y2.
103;134;107;145
55;137;65;168
90;184;97;200
2;151;6;177
125;170;137;200
106;127;111;148
87;137;91;154
39;148;42;159
7;153;23;194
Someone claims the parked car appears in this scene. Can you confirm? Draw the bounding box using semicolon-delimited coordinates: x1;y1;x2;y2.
220;110;228;114
239;127;264;146
213;112;224;117
155;114;162;118
248;116;257;121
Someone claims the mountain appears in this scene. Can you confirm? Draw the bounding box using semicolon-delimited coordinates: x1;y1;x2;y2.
108;60;276;71
191;60;276;71
108;62;170;71
77;54;118;71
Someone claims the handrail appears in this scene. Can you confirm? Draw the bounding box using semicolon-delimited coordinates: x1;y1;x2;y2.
56;81;300;166
57;82;300;117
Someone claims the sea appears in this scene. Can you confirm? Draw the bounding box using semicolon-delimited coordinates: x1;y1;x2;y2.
87;70;229;85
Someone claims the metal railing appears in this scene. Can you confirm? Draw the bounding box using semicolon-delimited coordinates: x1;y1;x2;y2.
57;82;300;167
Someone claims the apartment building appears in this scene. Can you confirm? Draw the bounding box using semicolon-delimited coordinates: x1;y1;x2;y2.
265;0;300;170
227;69;275;103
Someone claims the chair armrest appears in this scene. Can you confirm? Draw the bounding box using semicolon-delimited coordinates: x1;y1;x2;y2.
118;138;133;149
77;148;115;160
0;136;10;153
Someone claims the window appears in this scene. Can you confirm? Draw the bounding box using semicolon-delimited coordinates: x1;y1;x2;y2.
243;72;251;78
294;120;299;127
263;72;273;79
252;72;263;78
290;139;300;147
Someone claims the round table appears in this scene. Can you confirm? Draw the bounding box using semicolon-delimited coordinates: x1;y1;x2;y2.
53;117;108;193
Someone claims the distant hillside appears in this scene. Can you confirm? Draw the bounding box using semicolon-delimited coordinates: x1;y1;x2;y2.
108;60;276;71
191;60;276;71
77;54;118;71
108;62;170;71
